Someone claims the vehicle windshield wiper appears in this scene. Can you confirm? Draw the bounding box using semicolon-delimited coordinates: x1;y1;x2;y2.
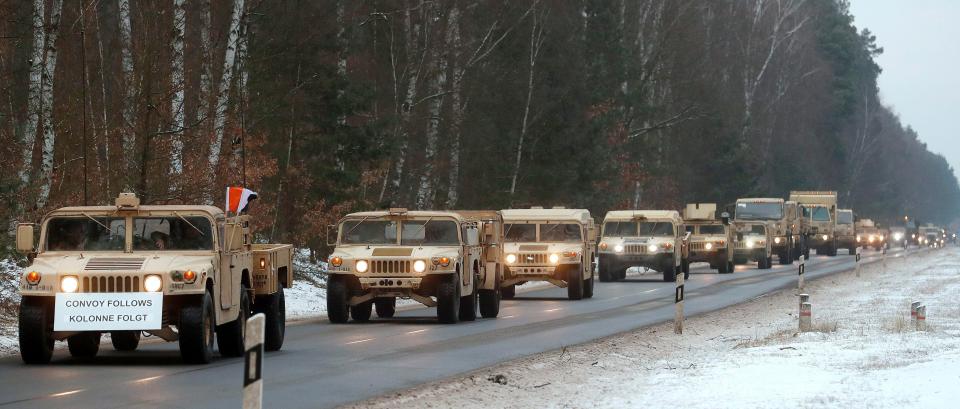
343;215;372;241
541;223;562;241
173;211;205;236
415;217;434;247
81;212;111;231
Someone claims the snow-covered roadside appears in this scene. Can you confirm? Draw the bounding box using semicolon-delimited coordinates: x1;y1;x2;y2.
0;259;22;356
351;248;960;409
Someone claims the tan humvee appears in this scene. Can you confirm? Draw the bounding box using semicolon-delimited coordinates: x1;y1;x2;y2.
598;210;688;282
918;224;942;247
790;191;839;257
731;220;774;269
734;198;795;265
855;219;885;250
836;209;856;253
499;208;597;300
15;193;293;365
682;204;734;274
325;208;501;323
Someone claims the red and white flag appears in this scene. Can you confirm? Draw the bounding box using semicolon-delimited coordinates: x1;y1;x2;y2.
225;187;258;214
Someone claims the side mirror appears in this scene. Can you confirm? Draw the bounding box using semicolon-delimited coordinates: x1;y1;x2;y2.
465;227;480;246
721;212;730;226
16;223;35;254
326;224;337;247
587;227;598;242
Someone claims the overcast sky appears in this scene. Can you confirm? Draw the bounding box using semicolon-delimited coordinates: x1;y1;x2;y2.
848;0;960;179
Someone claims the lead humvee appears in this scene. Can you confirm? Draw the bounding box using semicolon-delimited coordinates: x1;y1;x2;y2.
682;204;734;274
499;208;597;300
15;193;292;364
598;210;689;282
325;208;502;323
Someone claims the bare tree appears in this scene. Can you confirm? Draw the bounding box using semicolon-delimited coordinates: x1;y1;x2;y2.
509;6;545;197
208;0;247;185
19;0;47;185
169;0;187;185
35;0;65;209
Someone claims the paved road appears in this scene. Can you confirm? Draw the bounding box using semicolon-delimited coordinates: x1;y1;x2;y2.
0;247;921;408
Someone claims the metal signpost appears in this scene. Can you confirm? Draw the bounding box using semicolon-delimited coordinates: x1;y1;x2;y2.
674;272;684;335
244;313;266;409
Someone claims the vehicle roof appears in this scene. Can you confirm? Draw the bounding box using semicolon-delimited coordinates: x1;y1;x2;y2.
736;198;784;203
838;209;853;213
501;208;591;223
344;210;465;221
604;210;682;223
48;205;224;218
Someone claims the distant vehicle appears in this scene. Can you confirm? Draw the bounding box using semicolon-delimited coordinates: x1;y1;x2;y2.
888;226;908;249
682;204;734;274
784;201;808;260
790;191;839;257
598;210;688;282
856;219;886;251
918;224;942;248
734;198;794;264
15;192;293;364
499;207;597;300
326;208;502;324
731;221;774;269
836;209;856;253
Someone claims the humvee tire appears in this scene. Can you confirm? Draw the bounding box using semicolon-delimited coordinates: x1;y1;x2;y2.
350;301;372;322
662;262;677;282
374;297;396;319
598;258;613;282
216;285;250;357
779;248;792;265
827;242;838;257
617;268;627;281
718;260;734;274
111;331;141;351
758;255;772;269
682;259;690;277
437;274;461;324
479;288;500;318
327;276;350;323
583;275;594;298
256;288;286;351
501;284;516;300
68;332;101;358
179;291;215;364
19;299;54;364
459;283;478;321
567;266;583;300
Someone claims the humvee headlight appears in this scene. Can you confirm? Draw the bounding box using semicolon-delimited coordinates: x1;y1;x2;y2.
599;242;608;250
506;254;517;264
25;271;41;285
413;260;427;273
647;244;658;253
705;243;713;251
746;241;755;249
774;237;782;244
144;275;163;292
614;244;624;253
549;254;560;264
822;234;829;241
356;260;369;273
894;233;903;241
856;236;861;242
331;257;343;267
60;276;79;293
183;270;197;284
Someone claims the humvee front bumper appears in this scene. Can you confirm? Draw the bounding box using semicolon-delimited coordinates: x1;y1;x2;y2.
687;249;727;264
599;253;672;271
733;248;767;263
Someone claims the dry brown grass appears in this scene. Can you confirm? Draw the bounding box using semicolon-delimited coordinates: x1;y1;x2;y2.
883;316;910;333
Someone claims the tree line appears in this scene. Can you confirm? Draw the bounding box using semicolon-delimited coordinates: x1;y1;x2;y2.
1;0;958;254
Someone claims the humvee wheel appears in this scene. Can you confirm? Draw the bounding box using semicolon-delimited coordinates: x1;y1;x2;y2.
717;261;732;274
682;259;691;278
374;297;396;318
618;268;627;280
758;255;773;269
68;332;101;358
217;285;250;357
501;284;516;300
459;282;478;321
327;276;350;323
19;299;54;364
257;288;286;351
598;259;613;282
350;301;372;322
479;272;501;318
583;266;595;299
437;274;461;324
111;331;141;351
179;291;215;364
567;266;583;300
662;263;677;282
779;248;792;265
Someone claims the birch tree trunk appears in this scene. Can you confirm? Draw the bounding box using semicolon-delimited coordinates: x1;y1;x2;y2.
169;0;186;184
388;1;424;203
445;12;464;208
19;0;46;185
334;0;348;171
208;0;246;180
94;7;111;196
35;0;64;209
415;3;458;210
119;0;136;174
197;0;212;126
510;8;544;197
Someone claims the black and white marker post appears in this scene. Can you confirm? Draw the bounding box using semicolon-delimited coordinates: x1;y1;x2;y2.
674;270;684;335
797;254;806;291
244;313;266;409
855;246;862;278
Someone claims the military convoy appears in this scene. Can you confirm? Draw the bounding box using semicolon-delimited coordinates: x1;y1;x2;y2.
325;208;502;323
683;204;734;274
15;193;292;364
598;210;689;282
499;208;597;300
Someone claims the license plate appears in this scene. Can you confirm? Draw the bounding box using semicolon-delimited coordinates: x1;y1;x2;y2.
54;293;163;331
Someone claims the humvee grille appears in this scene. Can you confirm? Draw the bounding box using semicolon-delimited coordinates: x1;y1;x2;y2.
624;244;649;254
516;253;548;265
371;260;412;274
84;258;146;271
82;275;141;293
689;242;707;251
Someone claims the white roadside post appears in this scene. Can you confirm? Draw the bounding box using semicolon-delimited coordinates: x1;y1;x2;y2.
855;246;862;278
797;255;805;291
881;245;887;272
244;313;266;409
910;301;921;324
916;305;927;331
799;302;812;332
674;270;684;335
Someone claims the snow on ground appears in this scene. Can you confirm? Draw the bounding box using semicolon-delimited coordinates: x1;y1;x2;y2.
351;247;960;409
0;258;22;356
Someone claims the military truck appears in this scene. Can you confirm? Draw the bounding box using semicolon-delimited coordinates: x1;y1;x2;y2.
734;198;794;265
731;221;774;269
888;226;908;249
855;219;886;251
325;208;501;324
499;208;597;300
682;204;734;274
598;210;689;282
790;191;839;257
836;209;856;253
919;224;942;248
784;201;808;260
15;193;292;364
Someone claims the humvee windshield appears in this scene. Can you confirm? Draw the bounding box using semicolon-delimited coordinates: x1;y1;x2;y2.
638;222;674;236
133;217;214;251
735;202;783;220
400;220;460;245
837;212;853;224
699;225;725;235
540;223;582;242
504;224;537;242
803;206;831;222
603;221;637;237
341;219;398;245
46;217;125;251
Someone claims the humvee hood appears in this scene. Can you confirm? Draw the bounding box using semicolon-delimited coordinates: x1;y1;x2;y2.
141;255;216;272
503;243;582;253
29;254;214;274
333;246;460;259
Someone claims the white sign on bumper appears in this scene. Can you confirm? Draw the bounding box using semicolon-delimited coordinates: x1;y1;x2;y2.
54;293;163;331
